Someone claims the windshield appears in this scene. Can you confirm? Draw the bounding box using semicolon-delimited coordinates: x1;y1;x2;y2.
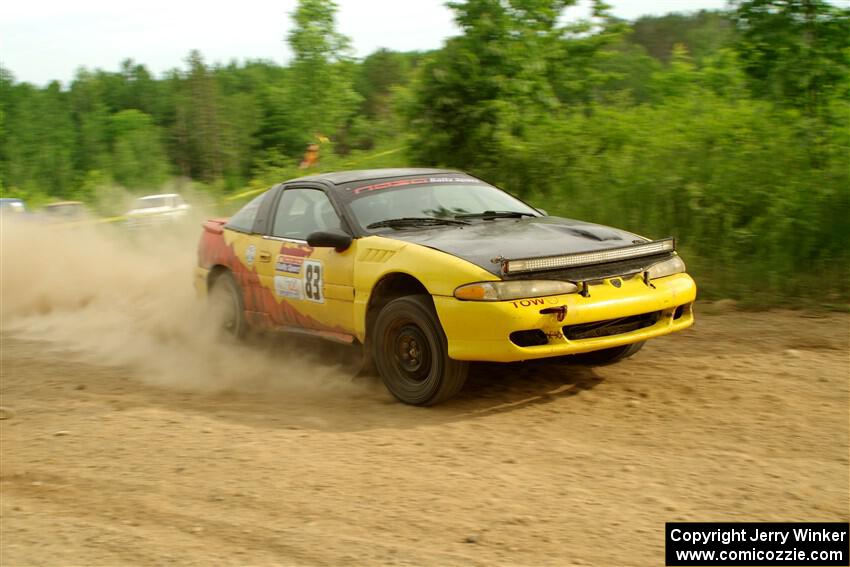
345;176;539;231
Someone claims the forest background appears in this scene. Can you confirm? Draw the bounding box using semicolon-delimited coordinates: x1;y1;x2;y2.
1;0;848;306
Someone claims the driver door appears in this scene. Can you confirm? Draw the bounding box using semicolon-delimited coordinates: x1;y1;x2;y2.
254;187;356;338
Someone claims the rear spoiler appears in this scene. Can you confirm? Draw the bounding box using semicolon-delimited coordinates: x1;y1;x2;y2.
202;217;229;235
500;238;675;275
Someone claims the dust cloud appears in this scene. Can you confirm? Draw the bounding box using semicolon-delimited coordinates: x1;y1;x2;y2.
0;214;365;397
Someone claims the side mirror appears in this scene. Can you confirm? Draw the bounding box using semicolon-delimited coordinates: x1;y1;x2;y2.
307;230;353;252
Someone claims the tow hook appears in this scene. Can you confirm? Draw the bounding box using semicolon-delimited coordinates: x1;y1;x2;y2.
540;306;567;322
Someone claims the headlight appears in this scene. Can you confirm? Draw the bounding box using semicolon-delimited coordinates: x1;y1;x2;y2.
646;255;686;279
454;280;579;301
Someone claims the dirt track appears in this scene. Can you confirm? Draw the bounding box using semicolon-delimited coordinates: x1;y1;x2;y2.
1;308;848;566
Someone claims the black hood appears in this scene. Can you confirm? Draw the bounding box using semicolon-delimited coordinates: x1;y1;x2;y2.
384;216;651;277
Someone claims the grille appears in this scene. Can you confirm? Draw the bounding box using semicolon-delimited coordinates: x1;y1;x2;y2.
509;330;548;347
563;311;660;341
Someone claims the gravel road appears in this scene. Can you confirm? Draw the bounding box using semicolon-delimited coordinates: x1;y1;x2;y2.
2;310;848;566
1;220;847;566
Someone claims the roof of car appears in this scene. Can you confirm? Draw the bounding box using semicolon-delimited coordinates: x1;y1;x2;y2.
292;168;460;186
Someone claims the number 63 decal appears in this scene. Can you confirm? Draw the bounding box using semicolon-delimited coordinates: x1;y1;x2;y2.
303;260;324;303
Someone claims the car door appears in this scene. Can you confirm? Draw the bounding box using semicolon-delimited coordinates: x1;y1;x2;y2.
256;186;356;338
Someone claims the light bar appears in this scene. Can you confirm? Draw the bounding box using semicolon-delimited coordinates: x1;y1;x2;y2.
503;238;675;274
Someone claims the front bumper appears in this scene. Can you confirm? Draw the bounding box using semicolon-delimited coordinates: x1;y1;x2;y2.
433;273;696;362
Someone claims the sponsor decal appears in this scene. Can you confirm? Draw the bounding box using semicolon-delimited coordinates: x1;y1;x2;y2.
275;254;303;274
545;330;563;339
273;275;302;299
350;176;486;195
303;260;324;303
351;178;429;195
245;244;257;267
279;241;313;258
511;298;547;308
427;177;482;184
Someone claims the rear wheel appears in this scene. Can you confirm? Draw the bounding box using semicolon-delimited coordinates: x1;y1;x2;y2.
208;271;247;339
372;295;468;406
568;341;645;366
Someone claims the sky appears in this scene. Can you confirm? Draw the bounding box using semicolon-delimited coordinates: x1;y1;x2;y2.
0;0;734;86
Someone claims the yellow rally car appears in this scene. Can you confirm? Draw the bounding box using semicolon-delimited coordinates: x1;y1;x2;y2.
195;169;696;405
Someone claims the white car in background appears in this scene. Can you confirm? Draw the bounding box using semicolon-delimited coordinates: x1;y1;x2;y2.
0;198;27;215
124;193;191;228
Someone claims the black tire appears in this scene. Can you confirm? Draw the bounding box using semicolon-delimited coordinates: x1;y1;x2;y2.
371;295;468;406
569;341;645;366
208;271;247;339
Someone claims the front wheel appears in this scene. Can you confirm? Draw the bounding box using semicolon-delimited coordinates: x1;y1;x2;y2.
372;295;468;406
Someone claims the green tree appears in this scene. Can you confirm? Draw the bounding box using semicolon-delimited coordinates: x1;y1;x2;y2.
2;80;75;197
176;51;225;181
549;0;626;105
0;67;15;193
629;11;735;63
110;109;169;188
355;49;415;119
286;0;360;144
119;59;159;117
733;0;850;113
407;0;619;177
69;68;112;175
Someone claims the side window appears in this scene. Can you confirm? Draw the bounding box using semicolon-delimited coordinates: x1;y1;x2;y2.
272;189;341;239
226;193;265;233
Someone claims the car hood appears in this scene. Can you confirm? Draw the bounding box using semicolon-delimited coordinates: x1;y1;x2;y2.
383;216;646;277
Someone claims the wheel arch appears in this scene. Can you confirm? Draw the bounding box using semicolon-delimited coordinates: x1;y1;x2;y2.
207;264;231;290
364;272;433;342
